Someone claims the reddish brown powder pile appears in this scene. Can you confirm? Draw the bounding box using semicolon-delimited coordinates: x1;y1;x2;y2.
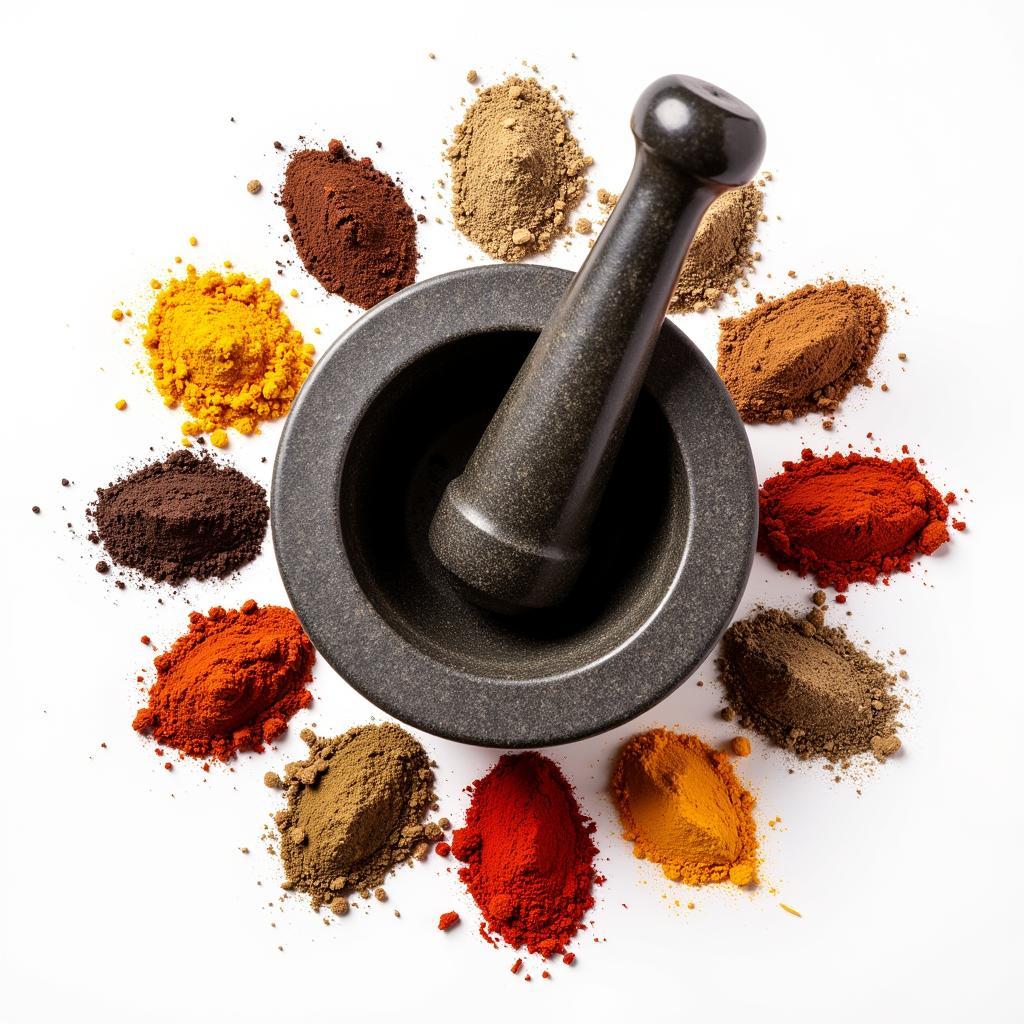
718;281;887;423
282;139;418;309
132;601;315;761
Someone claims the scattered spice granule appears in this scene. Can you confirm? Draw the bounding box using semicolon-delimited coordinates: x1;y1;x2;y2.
780;903;802;918
731;736;751;756
435;841;451;857
189;236;198;246
952;519;967;532
438;817;451;830
247;179;262;194
438;911;460;931
140;635;151;645
95;560;109;574
575;217;592;234
542;971;551;979
163;762;173;771
210;429;229;449
898;352;907;360
112;309;124;321
466;69;478;83
115;399;127;410
511;959;523;974
563;952;575;965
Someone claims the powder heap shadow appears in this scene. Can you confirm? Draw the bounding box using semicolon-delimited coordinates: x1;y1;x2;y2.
272;724;435;914
759;448;950;590
451;752;599;958
612;729;758;887
718;281;888;423
132;601;314;761
670;183;763;313
91;450;268;584
719;606;902;763
282;139;419;309
144;267;313;444
447;76;590;261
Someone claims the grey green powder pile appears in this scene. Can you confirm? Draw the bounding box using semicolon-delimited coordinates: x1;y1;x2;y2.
718;601;903;764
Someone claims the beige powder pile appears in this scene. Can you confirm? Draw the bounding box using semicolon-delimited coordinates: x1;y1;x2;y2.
447;76;590;260
670;183;764;313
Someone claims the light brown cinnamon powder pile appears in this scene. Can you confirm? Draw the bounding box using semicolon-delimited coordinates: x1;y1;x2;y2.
717;281;888;423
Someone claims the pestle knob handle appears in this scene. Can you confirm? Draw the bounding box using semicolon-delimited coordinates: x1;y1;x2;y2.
429;76;766;612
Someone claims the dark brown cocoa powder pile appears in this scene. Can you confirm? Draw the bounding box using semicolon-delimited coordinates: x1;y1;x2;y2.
91;450;268;583
281;139;418;309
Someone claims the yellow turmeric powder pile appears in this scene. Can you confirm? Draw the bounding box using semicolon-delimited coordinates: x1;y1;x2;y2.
143;267;314;445
612;729;758;886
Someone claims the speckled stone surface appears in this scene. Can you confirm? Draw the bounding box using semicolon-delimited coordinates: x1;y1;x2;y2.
272;264;757;747
429;75;766;612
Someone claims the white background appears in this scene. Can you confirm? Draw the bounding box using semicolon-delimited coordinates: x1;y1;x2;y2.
3;2;1022;1020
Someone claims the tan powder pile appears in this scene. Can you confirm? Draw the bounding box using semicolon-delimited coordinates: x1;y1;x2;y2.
271;723;436;913
447;76;590;260
718;604;903;765
717;281;888;423
670;183;764;313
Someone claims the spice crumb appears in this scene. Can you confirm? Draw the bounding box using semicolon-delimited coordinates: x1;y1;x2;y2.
780;903;802;918
438;911;460;931
247;179;262;194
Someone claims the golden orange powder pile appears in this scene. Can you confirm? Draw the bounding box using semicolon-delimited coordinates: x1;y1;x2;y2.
143;267;314;446
612;729;758;886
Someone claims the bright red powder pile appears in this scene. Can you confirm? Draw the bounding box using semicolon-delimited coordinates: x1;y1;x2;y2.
759;449;951;590
451;752;599;958
132;601;315;761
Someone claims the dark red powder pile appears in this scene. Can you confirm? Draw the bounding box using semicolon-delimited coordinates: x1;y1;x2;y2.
281;139;418;309
451;752;599;959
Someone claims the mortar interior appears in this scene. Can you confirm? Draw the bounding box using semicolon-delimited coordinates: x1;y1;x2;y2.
339;330;688;680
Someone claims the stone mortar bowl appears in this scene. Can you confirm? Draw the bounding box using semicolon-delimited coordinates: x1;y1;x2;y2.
273;75;762;746
272;263;756;747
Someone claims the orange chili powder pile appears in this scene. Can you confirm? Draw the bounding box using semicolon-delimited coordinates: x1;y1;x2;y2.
759;449;951;590
132;600;315;761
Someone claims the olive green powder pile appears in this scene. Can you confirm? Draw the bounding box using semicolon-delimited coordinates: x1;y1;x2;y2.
447;75;590;260
718;603;903;764
270;723;436;914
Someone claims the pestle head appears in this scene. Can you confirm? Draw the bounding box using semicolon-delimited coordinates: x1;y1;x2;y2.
631;75;766;188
